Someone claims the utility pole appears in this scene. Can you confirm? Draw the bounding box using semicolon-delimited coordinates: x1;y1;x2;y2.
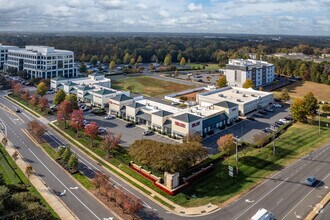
319;111;321;134
235;136;239;175
273;131;276;156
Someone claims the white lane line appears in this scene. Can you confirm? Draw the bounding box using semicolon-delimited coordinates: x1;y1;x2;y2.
281;172;330;220
28;148;102;220
277;198;283;205
233;178;289;220
22;112;33;121
9;117;17;125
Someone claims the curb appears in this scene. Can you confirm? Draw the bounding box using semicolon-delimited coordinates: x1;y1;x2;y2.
305;192;330;220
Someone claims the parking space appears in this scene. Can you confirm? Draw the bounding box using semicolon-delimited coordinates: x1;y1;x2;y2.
84;114;179;147
203;104;290;154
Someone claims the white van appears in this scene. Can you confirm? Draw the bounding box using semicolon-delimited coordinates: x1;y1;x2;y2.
251;208;274;220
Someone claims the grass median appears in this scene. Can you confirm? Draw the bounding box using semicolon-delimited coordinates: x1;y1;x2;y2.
6;95;42;118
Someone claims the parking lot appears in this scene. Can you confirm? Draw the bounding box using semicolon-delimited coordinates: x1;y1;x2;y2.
203;104;291;154
84;114;179;147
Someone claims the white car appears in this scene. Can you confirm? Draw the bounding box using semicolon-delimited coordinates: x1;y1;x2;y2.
279;119;289;123
104;115;115;120
273;103;282;108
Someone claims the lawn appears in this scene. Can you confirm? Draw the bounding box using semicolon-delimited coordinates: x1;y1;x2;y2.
274;81;330;102
111;76;195;97
187;63;220;71
170;116;330;207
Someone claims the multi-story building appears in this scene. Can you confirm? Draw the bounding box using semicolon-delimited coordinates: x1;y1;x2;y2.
4;45;76;78
225;59;275;88
0;44;18;69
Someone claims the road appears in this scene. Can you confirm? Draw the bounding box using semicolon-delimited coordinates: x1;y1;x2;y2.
1;91;329;220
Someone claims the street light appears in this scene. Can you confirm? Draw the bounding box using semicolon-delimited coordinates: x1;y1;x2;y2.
234;136;241;175
318;111;321;134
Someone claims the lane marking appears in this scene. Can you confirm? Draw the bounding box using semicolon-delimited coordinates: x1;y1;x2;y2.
9;117;17;125
233;178;289;220
28;148;102;220
281;172;330;220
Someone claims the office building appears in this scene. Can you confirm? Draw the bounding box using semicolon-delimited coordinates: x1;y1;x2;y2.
0;43;18;69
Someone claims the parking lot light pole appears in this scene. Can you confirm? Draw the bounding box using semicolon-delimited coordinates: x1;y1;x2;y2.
273;131;276;156
235;137;240;175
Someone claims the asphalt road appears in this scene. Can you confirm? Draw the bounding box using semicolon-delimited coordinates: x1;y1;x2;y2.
1;91;329;220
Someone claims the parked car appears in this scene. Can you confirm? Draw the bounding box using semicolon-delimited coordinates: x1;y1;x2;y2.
125;122;135;128
259;110;267;115
284;116;293;121
98;127;107;134
254;113;263;118
46;90;55;94
279;119;289;123
104;115;115;120
305;176;317;186
83;120;90;126
273;103;282;108
92;108;106;116
262;128;273;133
251;208;275;220
265;107;274;112
246;116;255;121
50;105;57;111
143;130;153;136
275;121;284;126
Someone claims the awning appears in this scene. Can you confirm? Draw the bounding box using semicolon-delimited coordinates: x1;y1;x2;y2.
57;85;64;90
70;88;77;94
84;93;93;100
136;111;151;121
163;120;172;129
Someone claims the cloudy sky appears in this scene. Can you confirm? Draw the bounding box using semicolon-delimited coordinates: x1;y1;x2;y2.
0;0;329;35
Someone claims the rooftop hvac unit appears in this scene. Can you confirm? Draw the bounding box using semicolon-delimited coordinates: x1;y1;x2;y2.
237;99;241;102
219;94;224;97
154;106;158;109
242;94;246;97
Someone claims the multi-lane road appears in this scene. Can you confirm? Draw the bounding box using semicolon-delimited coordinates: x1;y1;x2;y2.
0;90;329;220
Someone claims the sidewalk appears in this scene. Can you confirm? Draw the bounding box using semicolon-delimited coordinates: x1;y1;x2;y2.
0;133;77;220
305;192;330;220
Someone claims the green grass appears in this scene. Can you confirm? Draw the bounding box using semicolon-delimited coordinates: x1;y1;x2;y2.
111;76;195;97
73;172;95;190
187;63;220;71
0;144;60;219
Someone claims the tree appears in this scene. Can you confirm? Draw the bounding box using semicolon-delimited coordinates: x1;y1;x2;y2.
36;82;48;96
53;89;66;105
252;132;268;147
27;120;47;141
164;54;172;66
80;53;86;62
290;98;308;122
84;122;99;147
25;165;33;179
123;53;131;64
242;79;254;89
65;94;79;110
303;92;318;116
184;132;203;143
126;85;135;92
90;55;98;66
322;104;330;113
100;132;122;158
92;172;108;192
68;154;78;170
280;88;290;102
217;134;235;156
109;61;116;70
137;55;143;63
180;57;186;66
29;94;39;106
69;109;84;136
299;63;309;80
130;57;136;65
12;82;23;96
177;53;182;62
102;55;110;63
1;137;7;146
122;194;143;215
57;100;73;128
38;96;49;112
56;146;65;159
12;151;19;161
217;75;227;88
21;90;30;101
79;63;87;73
62;146;72;163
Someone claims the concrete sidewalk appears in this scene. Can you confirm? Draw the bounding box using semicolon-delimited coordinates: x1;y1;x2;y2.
0;133;78;220
305;192;330;220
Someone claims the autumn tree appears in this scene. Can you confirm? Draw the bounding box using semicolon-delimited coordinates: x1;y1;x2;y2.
123;53;131;64
21;90;30;101
69;109;84;136
242;79;254;89
29;94;39;106
180;57;186;66
280;88;290;102
122;194;143;215
27;120;47;141
53;89;66;105
252;132;269;147
80;53;86;62
137;55;143;63
164;54;172;66
290;98;308;122
12;82;23;96
65;94;79;110
130;57;136;65
100;132;122;158
1;137;7;146
39;96;49;112
36;82;48;96
302;92;318;116
102;55;110;63
84;122;99;147
217;134;235;156
217;75;227;88
25;165;33;179
12;151;19;161
184;131;203;143
322;104;330;113
57;100;73;128
109;60;116;70
92;172;108;192
90;55;98;66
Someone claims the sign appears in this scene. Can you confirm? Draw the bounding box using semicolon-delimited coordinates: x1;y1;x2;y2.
229;171;234;177
228;165;233;172
228;165;234;177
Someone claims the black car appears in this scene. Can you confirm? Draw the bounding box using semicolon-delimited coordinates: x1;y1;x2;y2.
259;110;267;115
284;116;293;121
125;122;135;128
246;116;255;121
275;121;284;126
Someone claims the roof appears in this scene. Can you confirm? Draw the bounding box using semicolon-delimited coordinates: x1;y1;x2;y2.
57;84;64;89
163;120;172;129
202;113;228;128
110;94;133;102
83;92;93;100
127;102;145;109
172;113;202;123
78;85;94;91
69;88;77;94
214;101;238;109
65;81;78;86
136;111;151;121
52;76;67;81
93;89;115;95
90;72;103;77
153;110;173;117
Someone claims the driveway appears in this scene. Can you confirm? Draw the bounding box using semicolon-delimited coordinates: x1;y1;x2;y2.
203;104;291;154
84;114;179;147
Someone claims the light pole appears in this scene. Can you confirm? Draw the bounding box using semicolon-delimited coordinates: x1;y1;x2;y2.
318;111;321;134
235;136;240;175
272;131;276;156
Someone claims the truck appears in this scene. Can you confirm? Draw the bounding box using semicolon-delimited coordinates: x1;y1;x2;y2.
251;208;274;220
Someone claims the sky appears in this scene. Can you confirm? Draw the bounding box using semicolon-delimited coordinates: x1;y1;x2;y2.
0;0;329;36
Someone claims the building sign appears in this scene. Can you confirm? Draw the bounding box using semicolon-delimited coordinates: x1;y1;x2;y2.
228;166;234;177
192;121;200;128
175;121;186;128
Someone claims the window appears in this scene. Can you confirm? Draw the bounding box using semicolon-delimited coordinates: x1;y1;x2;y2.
192;121;200;128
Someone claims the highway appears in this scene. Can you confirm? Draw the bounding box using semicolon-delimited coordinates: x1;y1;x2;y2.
0;91;329;220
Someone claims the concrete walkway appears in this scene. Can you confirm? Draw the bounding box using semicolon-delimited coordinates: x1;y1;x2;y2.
0;133;78;220
305;192;330;220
